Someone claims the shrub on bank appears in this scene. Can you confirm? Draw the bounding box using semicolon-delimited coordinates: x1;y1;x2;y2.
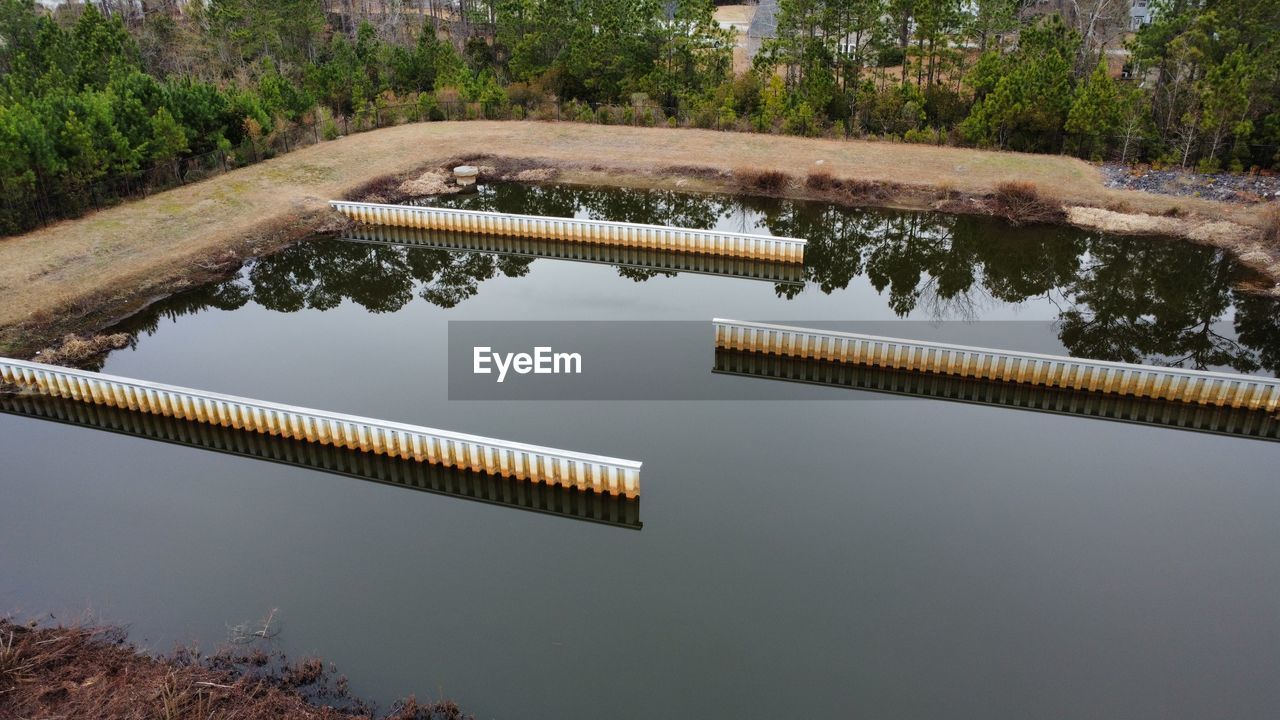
991;181;1066;225
737;168;791;195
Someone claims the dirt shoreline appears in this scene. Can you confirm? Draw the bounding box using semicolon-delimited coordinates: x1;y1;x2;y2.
1;121;1276;360
0;619;468;719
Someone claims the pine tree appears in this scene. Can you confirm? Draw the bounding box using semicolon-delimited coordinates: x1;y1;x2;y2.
149;106;189;181
648;0;732;111
757;75;787;131
1065;59;1122;159
959;15;1080;151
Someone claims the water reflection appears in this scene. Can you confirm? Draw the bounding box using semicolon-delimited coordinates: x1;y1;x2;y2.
114;183;1280;376
714;348;1280;442
435;183;1280;376
343;225;806;284
0;393;642;529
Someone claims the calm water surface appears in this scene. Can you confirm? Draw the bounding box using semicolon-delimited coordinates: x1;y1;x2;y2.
2;184;1278;719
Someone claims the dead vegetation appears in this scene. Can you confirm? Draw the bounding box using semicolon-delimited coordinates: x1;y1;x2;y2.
845;179;896;202
32;333;130;367
804;170;898;204
0;619;472;720
344;173;407;203
396;168;460;197
989;181;1066;226
445;153;559;181
511;167;557;182
1263;202;1280;245
664;164;729;180
465;155;562;185
805;170;839;192
736;168;792;195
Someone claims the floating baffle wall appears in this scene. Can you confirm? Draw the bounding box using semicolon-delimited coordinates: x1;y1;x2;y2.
0;357;641;497
342;225;806;284
712;319;1280;412
329;200;806;263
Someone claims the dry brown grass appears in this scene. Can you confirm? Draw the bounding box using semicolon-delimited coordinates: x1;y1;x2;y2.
1263;203;1280;244
32;333;129;367
663;164;727;180
0;619;471;720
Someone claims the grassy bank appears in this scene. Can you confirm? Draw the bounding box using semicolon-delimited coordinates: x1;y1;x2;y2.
0;619;467;719
1;121;1276;359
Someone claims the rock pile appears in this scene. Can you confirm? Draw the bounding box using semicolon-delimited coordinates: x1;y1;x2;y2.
1101;163;1280;203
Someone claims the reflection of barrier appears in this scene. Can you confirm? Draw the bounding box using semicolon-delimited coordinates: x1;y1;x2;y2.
0;357;641;498
0;393;641;529
342;225;806;284
714;349;1279;441
330;200;806;263
714;319;1280;412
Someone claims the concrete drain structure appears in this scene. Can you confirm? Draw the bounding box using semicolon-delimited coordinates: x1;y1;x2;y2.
330;200;806;263
713;319;1280;412
0;357;641;497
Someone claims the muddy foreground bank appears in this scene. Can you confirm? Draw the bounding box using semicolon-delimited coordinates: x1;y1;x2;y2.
1;121;1276;361
0;619;469;719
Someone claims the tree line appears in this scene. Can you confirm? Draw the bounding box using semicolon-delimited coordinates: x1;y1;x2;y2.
756;0;1276;168
0;0;1276;234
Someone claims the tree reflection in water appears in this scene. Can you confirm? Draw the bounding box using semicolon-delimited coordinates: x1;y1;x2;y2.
115;183;1280;376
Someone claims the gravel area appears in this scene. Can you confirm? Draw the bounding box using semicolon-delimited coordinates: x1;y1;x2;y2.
1101;163;1280;203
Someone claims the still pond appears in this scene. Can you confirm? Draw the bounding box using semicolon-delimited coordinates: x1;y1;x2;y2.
2;184;1278;719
